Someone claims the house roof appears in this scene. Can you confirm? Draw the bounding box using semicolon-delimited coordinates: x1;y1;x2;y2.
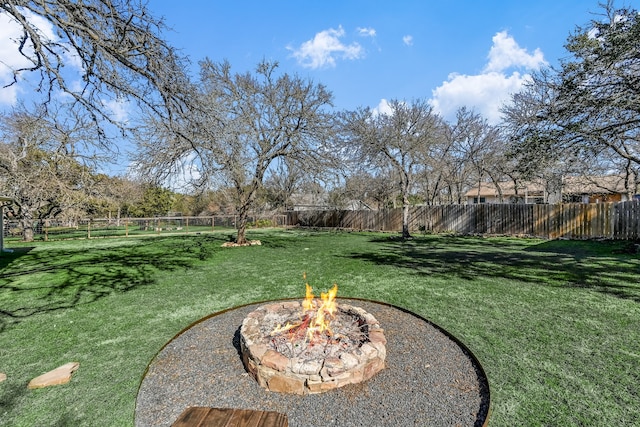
464;181;545;198
465;175;635;198
562;175;631;194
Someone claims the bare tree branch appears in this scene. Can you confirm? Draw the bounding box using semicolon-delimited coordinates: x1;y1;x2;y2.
1;0;192;141
339;99;447;238
133;59;335;244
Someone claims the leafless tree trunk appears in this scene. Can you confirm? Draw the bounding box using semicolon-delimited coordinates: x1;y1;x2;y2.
133;60;335;244
339;99;447;238
19;211;34;242
0;106;95;241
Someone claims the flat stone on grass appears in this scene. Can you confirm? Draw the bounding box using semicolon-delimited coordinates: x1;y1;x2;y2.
28;362;79;389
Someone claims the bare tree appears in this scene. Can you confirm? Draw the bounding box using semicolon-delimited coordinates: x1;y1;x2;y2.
330;169;395;210
339;99;446;238
450;108;507;202
0;106;95;241
416;119;464;205
1;0;191;143
263;158;304;210
502;2;640;193
81;173;145;221
134;60;335;244
427;140;474;204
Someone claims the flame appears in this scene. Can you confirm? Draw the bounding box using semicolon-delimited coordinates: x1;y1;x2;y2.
271;274;339;342
308;283;338;338
302;282;315;312
270;321;296;336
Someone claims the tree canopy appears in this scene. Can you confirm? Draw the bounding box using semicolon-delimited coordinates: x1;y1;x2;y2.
503;1;640;194
339;99;446;238
134;59;336;244
0;106;95;240
1;0;191;140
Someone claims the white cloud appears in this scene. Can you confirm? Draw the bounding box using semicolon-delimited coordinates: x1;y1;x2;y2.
0;8;83;106
0;84;18;105
484;30;546;72
372;98;393;116
0;13;36;105
289;26;364;69
403;35;413;46
102;97;130;123
430;71;529;124
429;31;545;124
357;27;376;37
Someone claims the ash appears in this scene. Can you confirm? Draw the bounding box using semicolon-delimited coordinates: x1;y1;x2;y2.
261;308;369;360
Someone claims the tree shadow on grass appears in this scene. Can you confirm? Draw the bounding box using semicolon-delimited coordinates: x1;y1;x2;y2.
0;234;227;332
343;235;640;303
0;246;35;267
0;380;28;416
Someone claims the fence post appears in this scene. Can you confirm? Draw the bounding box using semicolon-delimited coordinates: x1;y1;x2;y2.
44;219;49;241
125;219;129;237
87;219;91;239
610;202;617;238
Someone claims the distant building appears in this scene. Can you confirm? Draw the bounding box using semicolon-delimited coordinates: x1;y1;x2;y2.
465;175;639;204
288;192;372;211
288;192;330;211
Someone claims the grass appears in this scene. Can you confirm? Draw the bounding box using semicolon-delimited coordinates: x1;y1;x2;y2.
3;224;236;242
0;229;639;426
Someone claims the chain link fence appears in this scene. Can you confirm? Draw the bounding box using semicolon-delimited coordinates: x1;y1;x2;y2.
2;215;289;242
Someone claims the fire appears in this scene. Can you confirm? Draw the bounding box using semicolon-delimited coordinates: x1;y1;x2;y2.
271;274;339;342
308;282;338;337
302;282;314;311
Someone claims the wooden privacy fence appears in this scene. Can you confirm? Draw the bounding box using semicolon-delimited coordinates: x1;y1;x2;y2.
286;201;640;240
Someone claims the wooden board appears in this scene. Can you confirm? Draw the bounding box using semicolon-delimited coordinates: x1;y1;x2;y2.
172;407;288;427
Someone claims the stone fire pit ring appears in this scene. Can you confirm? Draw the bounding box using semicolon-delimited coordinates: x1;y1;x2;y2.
240;301;386;394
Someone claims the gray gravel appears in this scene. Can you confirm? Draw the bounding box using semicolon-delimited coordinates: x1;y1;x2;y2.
135;299;490;427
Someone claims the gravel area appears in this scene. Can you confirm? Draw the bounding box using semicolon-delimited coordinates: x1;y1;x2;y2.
135;299;490;427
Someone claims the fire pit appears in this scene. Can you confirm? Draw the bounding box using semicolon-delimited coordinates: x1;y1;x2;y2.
240;283;386;394
136;299;491;426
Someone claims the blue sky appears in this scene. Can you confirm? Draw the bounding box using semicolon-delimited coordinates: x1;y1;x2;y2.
0;0;638;176
146;0;635;123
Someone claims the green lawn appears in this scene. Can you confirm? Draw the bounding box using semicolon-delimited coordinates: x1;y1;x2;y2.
1;230;639;426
